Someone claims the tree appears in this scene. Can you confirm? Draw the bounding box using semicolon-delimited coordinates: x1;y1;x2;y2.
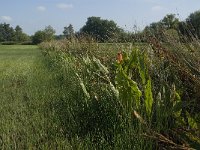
143;22;164;40
161;14;179;30
43;25;56;41
0;24;4;42
0;23;15;42
142;14;180;41
32;25;56;44
63;24;74;39
0;24;29;43
14;25;29;42
144;14;179;34
32;30;45;44
80;17;122;42
186;10;200;38
15;25;22;33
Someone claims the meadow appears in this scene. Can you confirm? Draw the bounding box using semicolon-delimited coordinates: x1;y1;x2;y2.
0;37;200;149
0;45;73;149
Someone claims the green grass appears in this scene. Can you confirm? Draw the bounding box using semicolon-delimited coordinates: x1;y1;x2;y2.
0;44;123;149
0;45;72;149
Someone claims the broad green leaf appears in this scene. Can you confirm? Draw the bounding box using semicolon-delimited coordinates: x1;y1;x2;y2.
115;65;142;110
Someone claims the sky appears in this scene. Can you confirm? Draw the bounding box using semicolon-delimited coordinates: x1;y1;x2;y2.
0;0;200;35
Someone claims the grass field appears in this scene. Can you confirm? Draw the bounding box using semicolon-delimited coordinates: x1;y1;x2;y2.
0;45;72;149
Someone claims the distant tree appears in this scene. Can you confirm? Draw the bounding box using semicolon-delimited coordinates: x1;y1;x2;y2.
161;14;179;30
63;24;75;39
118;31;134;42
43;25;56;41
14;25;30;42
142;14;180;41
80;17;123;42
0;25;4;41
32;30;45;44
15;25;22;33
186;10;200;38
0;23;15;42
32;25;56;44
55;35;65;40
143;22;164;40
0;23;30;43
149;22;163;32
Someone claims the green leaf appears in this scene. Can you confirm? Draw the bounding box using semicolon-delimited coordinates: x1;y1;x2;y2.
186;112;198;129
145;79;153;118
126;49;137;72
138;54;146;85
92;56;109;75
126;74;142;109
115;65;142;110
75;73;90;100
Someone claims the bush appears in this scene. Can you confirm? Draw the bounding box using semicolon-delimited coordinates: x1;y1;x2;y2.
1;41;18;45
20;41;33;45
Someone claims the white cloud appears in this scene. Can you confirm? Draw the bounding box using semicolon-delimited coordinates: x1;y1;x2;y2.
57;3;73;10
1;16;12;22
151;5;163;11
37;6;46;12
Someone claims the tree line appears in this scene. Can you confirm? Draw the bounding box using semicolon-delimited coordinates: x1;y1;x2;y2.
0;23;30;44
32;17;124;44
137;10;200;42
1;9;200;44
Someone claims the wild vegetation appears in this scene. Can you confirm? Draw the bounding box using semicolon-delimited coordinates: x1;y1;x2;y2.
1;9;200;149
38;31;200;149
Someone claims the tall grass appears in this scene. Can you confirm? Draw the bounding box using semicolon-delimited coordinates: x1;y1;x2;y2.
39;34;200;149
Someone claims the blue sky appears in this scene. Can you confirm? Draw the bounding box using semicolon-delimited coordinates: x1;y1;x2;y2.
0;0;200;35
